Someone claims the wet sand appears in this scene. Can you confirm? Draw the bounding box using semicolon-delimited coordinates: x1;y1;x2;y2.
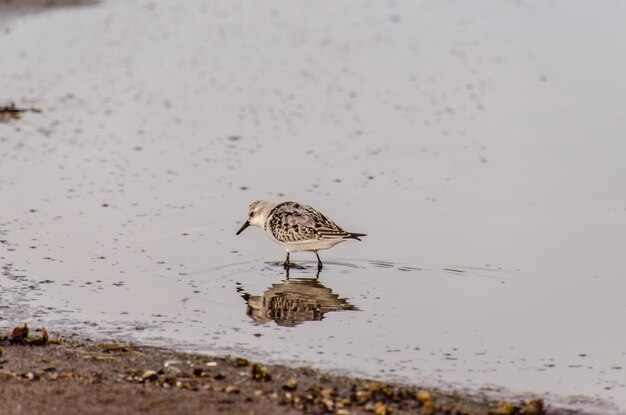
0;329;583;415
2;1;625;412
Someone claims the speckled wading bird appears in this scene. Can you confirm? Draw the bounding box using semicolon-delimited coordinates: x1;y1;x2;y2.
236;201;367;270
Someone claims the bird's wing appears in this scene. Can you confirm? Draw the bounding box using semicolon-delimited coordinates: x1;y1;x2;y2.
268;202;350;242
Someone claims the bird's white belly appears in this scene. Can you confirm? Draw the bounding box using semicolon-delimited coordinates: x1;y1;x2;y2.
282;239;346;252
266;232;345;252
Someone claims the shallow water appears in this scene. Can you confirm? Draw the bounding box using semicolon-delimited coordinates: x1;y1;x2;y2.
1;1;625;413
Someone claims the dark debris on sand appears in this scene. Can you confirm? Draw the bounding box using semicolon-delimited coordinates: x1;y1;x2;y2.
0;103;41;122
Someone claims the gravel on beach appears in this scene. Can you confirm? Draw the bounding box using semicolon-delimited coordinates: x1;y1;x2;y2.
0;326;585;415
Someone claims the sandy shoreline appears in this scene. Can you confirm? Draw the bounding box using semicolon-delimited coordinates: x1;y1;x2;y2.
0;327;585;415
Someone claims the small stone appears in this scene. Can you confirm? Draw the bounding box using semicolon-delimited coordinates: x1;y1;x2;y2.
41;327;49;344
164;360;181;368
356;390;371;403
142;370;158;382
320;388;334;398
282;379;297;391
224;385;240;394
375;402;393;415
193;368;204;377
496;402;516;415
322;398;334;410
416;389;431;403
176;380;197;390
250;364;271;381
11;324;29;342
368;382;382;392
336;398;351;409
421;401;435;415
235;357;249;367
524;399;545;415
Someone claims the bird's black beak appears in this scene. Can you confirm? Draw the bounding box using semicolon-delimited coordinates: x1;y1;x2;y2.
236;220;250;235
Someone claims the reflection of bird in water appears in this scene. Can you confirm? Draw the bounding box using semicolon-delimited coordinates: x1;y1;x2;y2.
237;277;357;327
236;200;366;271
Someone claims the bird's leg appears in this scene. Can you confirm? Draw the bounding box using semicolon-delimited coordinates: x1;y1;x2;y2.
283;252;290;269
315;251;323;271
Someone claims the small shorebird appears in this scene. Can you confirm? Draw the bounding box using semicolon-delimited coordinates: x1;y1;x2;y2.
236;201;366;270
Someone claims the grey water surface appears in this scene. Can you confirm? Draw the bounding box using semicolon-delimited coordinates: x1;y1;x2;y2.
1;1;625;413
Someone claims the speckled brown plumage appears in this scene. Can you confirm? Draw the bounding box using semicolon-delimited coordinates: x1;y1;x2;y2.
267;202;361;243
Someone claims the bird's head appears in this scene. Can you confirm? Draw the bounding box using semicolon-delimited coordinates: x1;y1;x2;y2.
236;200;276;235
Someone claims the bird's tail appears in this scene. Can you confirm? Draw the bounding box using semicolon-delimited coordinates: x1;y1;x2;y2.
346;232;367;241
